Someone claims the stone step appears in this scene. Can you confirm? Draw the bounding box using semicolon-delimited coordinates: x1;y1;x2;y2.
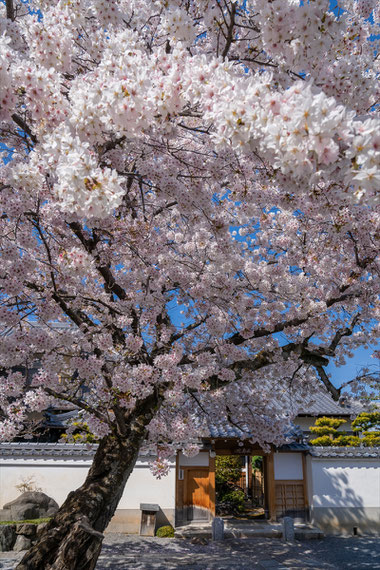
294;527;325;540
175;522;324;541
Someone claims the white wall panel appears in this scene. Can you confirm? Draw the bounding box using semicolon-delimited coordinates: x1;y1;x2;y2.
274;452;303;480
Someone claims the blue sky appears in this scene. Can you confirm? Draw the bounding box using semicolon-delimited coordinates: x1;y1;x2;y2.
327;345;379;389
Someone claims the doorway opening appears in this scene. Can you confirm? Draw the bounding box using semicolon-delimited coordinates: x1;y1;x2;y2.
215;454;266;519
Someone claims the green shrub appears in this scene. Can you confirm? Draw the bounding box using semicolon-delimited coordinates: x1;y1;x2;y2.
309;413;380;447
333;435;362;447
156;525;174;538
215;456;241;486
309;435;335;446
220;488;245;512
362;433;380;446
352;412;380;433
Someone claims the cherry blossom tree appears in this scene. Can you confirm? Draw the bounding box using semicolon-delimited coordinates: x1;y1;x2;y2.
0;0;379;567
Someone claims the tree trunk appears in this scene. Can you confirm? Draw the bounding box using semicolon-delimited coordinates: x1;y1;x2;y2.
16;400;158;569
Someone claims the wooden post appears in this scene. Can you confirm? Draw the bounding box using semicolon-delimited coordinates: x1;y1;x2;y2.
267;452;276;522
175;452;185;526
209;455;216;518
302;453;309;521
247;456;252;498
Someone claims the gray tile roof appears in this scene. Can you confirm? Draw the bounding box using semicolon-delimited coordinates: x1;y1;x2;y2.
291;391;363;417
310;446;380;458
45;410;79;427
205;421;304;444
277;442;310;451
206;421;253;440
0;442;154;458
0;442;97;457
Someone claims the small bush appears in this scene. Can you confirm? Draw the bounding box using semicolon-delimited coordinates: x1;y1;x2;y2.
156;525;174;538
217;487;245;516
221;489;245;511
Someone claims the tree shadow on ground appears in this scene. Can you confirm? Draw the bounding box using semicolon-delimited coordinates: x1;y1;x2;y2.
96;535;380;569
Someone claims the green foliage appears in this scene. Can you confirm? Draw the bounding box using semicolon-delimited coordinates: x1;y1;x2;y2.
220;489;245;512
351;412;380;433
362;433;380;446
309;417;346;436
215;455;245;515
309;435;335;447
215;456;241;488
155;525;174;538
0;518;51;525
309;413;380;447
61;421;99;443
309;434;361;447
251;455;263;471
351;412;380;446
331;435;362;447
309;416;347;445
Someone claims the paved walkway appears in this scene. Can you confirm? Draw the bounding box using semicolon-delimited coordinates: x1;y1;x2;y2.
0;534;379;569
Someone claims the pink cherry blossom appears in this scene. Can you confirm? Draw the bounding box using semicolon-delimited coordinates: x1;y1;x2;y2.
0;3;379;563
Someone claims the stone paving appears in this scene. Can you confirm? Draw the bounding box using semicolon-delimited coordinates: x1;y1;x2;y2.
0;534;379;569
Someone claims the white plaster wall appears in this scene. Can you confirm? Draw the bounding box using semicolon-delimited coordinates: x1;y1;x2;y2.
0;456;176;511
178;451;209;467
0;459;91;507
296;417;318;432
117;457;176;509
310;458;380;508
274;452;303;480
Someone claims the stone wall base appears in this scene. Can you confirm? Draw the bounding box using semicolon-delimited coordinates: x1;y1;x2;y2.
105;508;175;534
311;507;380;536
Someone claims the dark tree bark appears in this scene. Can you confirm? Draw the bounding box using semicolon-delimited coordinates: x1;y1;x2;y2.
16;393;162;569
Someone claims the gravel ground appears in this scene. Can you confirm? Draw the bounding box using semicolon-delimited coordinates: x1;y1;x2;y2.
1;534;379;569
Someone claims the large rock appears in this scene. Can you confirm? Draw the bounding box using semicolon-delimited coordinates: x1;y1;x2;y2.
13;534;31;552
3;492;58;521
36;522;48;537
0;509;11;522
0;525;16;552
16;523;36;539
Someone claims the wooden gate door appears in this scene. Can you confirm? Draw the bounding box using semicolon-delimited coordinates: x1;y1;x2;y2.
185;468;210;521
275;480;305;519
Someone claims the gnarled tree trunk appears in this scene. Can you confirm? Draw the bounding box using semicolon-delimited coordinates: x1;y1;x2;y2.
17;397;160;570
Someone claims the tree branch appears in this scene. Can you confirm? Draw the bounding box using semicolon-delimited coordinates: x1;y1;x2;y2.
43;387;108;424
221;2;237;60
11;114;38;144
6;0;15;21
314;365;340;401
328;314;360;354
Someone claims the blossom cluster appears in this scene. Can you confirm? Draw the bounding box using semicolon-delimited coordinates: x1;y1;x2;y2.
0;0;378;458
42;124;125;216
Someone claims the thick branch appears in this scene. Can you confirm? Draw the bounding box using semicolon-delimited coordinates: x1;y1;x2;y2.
51;292;94;331
69;222;127;301
314;366;340;401
228;315;310;346
229;289;362;348
328;314;360;354
6;0;14;21
153;201;177;217
221;2;237;60
43;387;108;424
